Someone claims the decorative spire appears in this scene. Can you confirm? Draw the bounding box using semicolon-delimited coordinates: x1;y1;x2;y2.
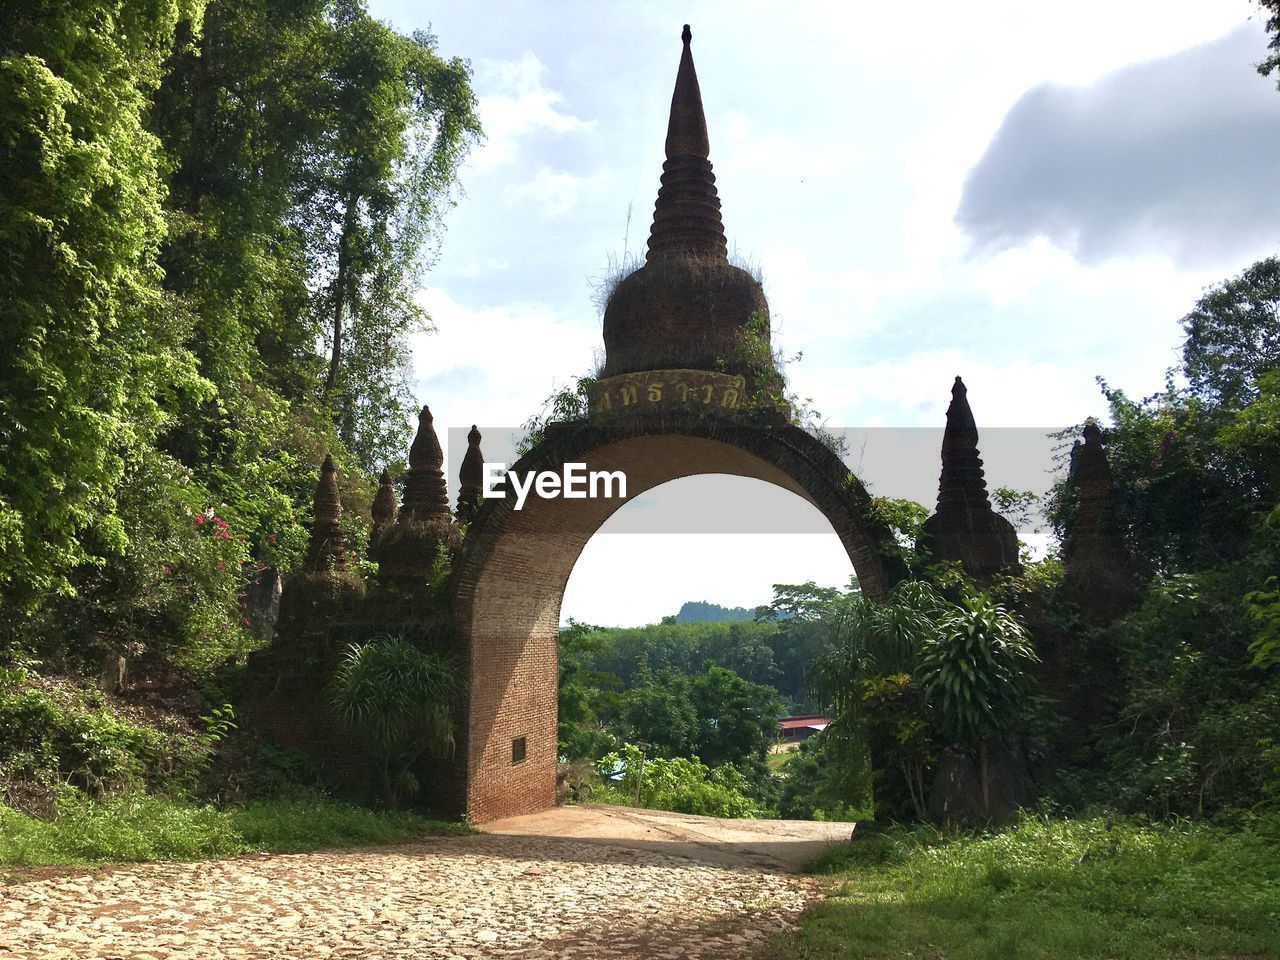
370;468;397;546
1063;420;1140;623
457;425;484;523
306;454;346;572
935;376;991;513
399;406;450;522
646;24;728;262
919;377;1020;581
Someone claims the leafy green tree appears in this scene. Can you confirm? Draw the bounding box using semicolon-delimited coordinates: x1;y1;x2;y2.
1260;0;1280;87
300;0;480;469
595;743;759;818
329;635;460;808
1181;257;1280;407
614;664;782;773
557;620;620;759
0;0;204;619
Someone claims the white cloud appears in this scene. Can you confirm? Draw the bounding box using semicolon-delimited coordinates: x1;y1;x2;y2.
410;285;602;474
469;54;594;172
504;165;611;217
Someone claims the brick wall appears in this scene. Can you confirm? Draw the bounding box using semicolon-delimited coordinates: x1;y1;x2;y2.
450;413;898;824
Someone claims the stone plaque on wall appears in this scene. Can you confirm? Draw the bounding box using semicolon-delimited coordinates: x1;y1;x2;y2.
590;368;745;419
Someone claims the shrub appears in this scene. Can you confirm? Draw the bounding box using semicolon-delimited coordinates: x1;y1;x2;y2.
329;635;461;808
594;743;760;818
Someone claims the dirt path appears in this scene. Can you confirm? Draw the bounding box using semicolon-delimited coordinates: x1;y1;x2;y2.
0;806;845;959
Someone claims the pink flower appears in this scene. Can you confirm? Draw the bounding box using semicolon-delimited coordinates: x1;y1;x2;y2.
161;564;172;575
216;562;225;570
241;618;251;626
193;514;206;525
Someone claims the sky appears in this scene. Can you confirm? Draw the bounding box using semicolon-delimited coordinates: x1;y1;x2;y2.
366;1;1280;626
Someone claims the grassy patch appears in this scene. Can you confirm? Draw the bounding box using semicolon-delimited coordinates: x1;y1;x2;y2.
763;815;1280;960
0;793;472;868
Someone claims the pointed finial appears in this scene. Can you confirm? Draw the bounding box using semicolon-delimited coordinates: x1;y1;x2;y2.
306;453;345;572
400;405;450;521
943;375;978;447
647;23;726;261
457;424;485;523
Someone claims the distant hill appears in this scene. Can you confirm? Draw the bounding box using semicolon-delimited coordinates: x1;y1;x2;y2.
673;600;755;624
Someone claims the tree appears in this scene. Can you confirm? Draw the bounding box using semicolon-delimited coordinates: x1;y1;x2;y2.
0;0;205;620
1181;257;1280;407
809;582;949;818
299;0;480;470
329;635;460;807
1260;0;1280;87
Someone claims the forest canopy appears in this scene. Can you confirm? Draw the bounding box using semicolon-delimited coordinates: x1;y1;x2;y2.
0;0;479;666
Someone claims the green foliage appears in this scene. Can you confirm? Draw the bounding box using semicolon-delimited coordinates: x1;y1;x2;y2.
0;670;211;803
0;790;470;867
0;0;205;614
329;635;461;807
1263;0;1280;86
23;451;255;673
595;743;760;819
1181;257;1280;407
917;595;1038;747
587;663;782;782
776;737;873;822
518;374;597;454
767;815;1280;960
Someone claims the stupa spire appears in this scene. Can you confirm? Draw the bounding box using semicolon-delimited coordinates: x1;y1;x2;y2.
1062;420;1140;622
370;468;397;547
399;406;450;522
646;24;727;262
919;377;1020;581
306;454;346;572
457;425;485;523
936;376;990;513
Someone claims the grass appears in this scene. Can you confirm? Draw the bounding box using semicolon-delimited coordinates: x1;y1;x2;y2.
0;792;473;869
762;814;1280;960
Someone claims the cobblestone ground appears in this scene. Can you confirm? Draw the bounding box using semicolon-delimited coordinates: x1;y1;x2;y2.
0;833;820;959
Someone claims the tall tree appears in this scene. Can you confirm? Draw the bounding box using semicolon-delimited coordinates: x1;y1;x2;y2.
0;0;204;617
300;0;479;469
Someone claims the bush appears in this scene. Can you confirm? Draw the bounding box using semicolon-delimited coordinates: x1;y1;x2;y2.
0;791;471;866
0;669;208;803
594;743;760;818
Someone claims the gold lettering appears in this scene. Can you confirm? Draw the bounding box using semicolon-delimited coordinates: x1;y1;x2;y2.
647;383;663;403
721;388;739;408
702;384;714;403
598;390;612;411
621;384;638;406
677;383;689;402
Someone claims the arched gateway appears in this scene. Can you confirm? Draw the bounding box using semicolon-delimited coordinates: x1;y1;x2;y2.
447;26;897;822
259;25;1030;825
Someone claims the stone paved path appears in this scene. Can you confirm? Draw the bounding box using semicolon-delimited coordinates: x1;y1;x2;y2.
0;808;844;959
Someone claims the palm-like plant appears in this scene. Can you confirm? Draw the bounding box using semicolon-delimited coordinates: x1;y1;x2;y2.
917;594;1039;815
811;582;1039;819
329;635;461;808
809;581;949;817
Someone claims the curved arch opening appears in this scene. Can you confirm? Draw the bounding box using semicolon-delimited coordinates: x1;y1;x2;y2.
451;427;887;822
562;474;855;627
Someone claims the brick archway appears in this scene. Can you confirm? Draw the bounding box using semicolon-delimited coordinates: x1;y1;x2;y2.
449;413;895;822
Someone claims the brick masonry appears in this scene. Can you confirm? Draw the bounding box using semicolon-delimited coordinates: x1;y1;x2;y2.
450;412;899;822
